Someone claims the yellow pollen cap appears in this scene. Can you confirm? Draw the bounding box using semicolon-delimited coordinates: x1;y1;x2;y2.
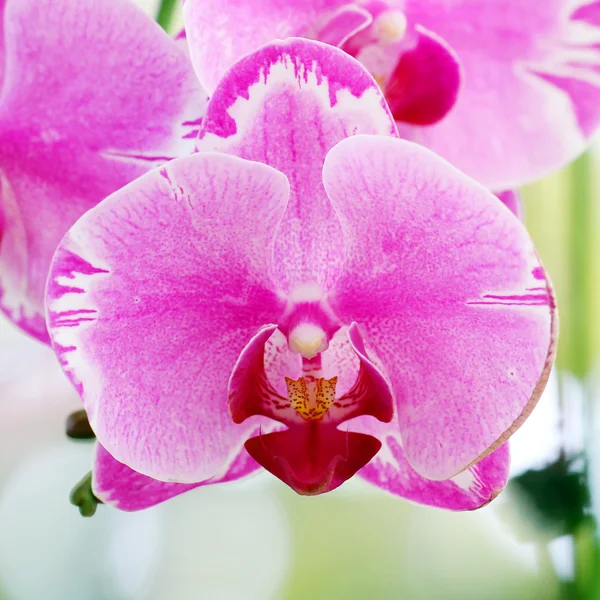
285;376;339;421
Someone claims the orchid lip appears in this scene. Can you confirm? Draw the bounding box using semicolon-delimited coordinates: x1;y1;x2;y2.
228;321;395;495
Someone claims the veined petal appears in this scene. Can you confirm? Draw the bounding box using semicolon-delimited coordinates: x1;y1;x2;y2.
0;1;5;90
93;443;260;512
183;0;350;92
0;0;207;342
46;153;289;482
323;136;556;481
197;38;396;294
359;433;510;510
400;0;600;188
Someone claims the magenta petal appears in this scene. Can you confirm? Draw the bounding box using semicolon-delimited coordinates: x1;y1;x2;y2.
323;136;556;481
386;26;461;126
344;323;394;424
197;38;397;294
360;437;510;511
400;0;600;188
572;1;600;26
183;0;349;92
93;443;260;511
46;153;289;482
496;190;524;220
228;325;292;425
0;0;206;342
246;427;381;496
0;1;4;89
314;4;373;47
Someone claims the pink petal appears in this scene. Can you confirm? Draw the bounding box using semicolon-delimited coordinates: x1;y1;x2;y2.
323;135;557;481
93;443;260;511
197;38;396;295
572;2;600;26
496;190;524;220
360;435;510;510
0;0;4;87
183;0;349;92
385;26;460;126
400;0;600;188
313;4;372;47
246;427;381;495
46;153;289;482
0;0;206;343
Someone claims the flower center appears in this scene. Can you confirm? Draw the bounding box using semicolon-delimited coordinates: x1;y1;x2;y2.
288;322;329;359
285;375;338;421
342;8;408;91
229;325;395;496
373;9;407;44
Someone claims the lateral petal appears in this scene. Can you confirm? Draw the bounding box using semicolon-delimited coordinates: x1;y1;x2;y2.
46;153;289;482
323;135;556;480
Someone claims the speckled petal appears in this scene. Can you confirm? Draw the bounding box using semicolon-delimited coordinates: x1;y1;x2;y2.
46;153;289;482
183;0;349;92
0;0;206;342
92;443;260;512
400;0;600;188
197;38;396;295
360;436;510;510
323;135;556;480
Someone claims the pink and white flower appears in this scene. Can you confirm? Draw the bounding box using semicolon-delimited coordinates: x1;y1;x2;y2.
0;0;206;342
45;38;556;511
184;0;600;189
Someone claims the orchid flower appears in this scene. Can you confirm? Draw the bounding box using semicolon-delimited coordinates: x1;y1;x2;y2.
46;38;556;511
184;0;600;190
0;0;207;342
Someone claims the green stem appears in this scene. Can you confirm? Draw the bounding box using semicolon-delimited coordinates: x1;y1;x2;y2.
538;542;575;600
569;152;593;378
156;0;178;32
568;152;600;599
574;518;600;600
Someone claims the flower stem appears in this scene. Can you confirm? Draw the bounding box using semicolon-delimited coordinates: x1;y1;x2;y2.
568;152;600;599
156;0;178;32
569;152;593;379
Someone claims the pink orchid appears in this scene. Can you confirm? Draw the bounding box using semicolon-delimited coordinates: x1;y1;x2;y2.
46;38;556;511
0;0;207;343
184;0;600;189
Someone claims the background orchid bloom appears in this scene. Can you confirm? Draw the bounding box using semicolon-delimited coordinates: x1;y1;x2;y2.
46;39;556;511
184;0;600;190
0;0;207;342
